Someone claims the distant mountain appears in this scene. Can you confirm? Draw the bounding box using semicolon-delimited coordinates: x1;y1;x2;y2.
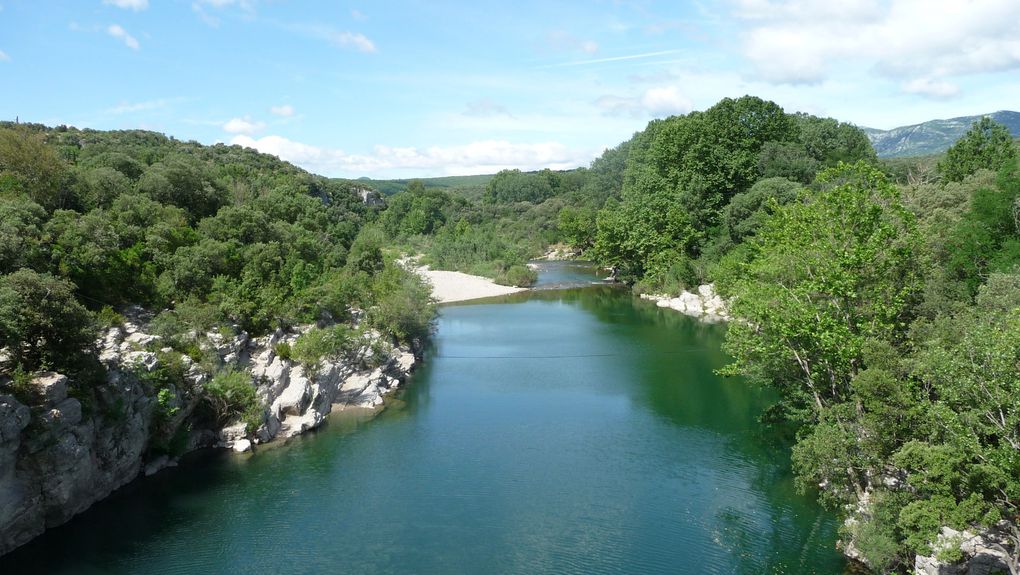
863;110;1020;158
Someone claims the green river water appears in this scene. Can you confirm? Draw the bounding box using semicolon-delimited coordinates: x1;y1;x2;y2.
1;263;847;574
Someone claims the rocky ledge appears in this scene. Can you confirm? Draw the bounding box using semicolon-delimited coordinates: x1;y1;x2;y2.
0;309;418;557
639;283;731;323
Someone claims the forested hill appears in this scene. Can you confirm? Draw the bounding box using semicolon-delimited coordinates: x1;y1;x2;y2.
0;121;433;381
864;110;1020;157
358;174;496;200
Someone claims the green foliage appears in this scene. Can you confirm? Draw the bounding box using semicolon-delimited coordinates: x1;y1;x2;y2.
0;269;97;372
366;263;435;343
943;162;1020;294
0;127;70;210
721;162;921;412
722;177;802;243
557;206;597;250
273;341;292;361
495;264;537;287
203;369;260;431
484;169;556;204
0;198;48;274
938;117;1017;183
292;324;357;370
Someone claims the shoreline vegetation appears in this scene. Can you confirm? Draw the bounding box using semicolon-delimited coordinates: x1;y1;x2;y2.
2;95;1020;573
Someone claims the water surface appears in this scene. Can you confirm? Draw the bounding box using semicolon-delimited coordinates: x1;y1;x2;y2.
1;272;845;574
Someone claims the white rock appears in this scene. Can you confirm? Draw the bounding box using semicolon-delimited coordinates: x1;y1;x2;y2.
273;374;310;417
219;422;247;443
33;373;68;404
232;439;252;453
125;332;159;348
124;351;159;372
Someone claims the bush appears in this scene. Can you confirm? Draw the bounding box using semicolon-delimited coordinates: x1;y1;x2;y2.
367;265;434;343
203;369;260;431
495;264;537;287
0;269;97;373
273;341;292;361
292;325;356;370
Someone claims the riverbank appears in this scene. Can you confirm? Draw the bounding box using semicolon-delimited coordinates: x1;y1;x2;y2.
0;309;418;557
639;283;731;323
413;265;527;303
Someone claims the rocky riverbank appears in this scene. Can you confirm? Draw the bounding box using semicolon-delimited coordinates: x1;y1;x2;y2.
639;283;731;322
0;308;417;557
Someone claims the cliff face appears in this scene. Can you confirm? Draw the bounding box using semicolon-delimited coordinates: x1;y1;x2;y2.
0;312;418;557
0;371;153;556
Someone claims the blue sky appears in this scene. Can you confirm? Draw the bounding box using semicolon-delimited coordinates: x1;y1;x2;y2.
2;0;1019;178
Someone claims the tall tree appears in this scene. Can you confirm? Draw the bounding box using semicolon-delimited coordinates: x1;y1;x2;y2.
938;117;1017;183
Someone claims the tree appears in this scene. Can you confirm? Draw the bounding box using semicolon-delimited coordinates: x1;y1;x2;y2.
557;206;596;250
894;273;1020;569
938;117;1017;183
484;169;555;204
722;177;802;242
0;127;69;210
0;198;47;274
0;269;96;372
720;162;922;417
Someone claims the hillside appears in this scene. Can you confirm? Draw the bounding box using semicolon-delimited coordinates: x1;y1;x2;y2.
864;110;1020;157
358;174;496;199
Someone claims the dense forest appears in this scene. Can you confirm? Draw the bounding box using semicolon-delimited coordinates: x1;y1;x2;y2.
0;123;433;428
561;97;1019;573
2;93;1018;572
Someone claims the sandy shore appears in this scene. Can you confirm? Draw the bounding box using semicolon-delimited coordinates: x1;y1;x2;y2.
413;266;526;303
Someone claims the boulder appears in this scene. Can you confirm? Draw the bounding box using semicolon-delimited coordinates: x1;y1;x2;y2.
33;373;68;404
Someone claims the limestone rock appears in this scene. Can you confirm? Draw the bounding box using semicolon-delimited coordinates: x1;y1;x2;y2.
33;372;68;404
639;283;730;323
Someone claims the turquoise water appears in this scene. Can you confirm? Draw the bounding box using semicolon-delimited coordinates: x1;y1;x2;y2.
0;273;846;574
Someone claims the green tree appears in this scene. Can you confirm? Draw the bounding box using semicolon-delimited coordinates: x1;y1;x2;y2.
938;117;1017;183
484;169;555;204
0;269;97;372
720;162;922;417
0;127;69;210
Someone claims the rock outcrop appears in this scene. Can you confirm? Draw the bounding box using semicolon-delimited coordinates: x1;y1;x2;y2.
0;309;418;557
640;283;731;323
914;525;1016;575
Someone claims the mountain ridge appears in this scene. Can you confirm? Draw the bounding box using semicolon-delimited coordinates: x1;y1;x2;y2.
863;110;1020;158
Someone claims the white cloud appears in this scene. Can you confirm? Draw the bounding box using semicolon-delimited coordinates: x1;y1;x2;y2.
0;50;9;62
901;77;959;99
223;116;266;134
596;86;693;118
351;9;366;20
269;104;295;117
287;24;377;53
733;0;1020;96
103;0;148;11
328;31;375;53
230;135;595;178
107;24;140;50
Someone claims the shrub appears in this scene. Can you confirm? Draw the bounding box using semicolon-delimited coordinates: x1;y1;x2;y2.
292;325;356;370
496;264;537;287
273;341;292;361
203;369;259;428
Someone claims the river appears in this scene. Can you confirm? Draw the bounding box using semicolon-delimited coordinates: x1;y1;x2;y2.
0;262;846;574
